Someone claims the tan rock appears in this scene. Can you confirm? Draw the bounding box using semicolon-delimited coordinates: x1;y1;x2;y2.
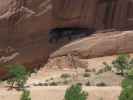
50;31;133;59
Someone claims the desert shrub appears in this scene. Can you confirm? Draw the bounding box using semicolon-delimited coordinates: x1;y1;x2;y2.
96;82;107;87
43;83;48;86
96;63;112;75
103;54;133;76
63;80;70;85
112;54;130;75
96;69;104;75
77;83;82;86
61;73;71;79
92;69;96;72
85;81;90;86
103;62;112;71
85;69;91;72
20;90;31;100
38;83;45;86
83;73;90;78
7;64;29;89
64;84;88;100
97;61;115;75
35;82;48;86
49;81;58;86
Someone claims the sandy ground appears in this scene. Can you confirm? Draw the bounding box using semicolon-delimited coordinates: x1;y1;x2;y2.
27;55;121;85
0;86;121;100
1;54;131;100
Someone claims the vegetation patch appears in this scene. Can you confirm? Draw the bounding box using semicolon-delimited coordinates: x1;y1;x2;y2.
6;64;30;90
64;84;88;100
83;73;90;78
119;68;133;100
60;73;71;79
20;90;31;100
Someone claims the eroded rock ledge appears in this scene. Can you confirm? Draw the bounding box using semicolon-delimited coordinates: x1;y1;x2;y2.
50;31;133;59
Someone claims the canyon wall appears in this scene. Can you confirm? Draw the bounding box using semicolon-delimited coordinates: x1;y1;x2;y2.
0;0;133;68
0;0;55;67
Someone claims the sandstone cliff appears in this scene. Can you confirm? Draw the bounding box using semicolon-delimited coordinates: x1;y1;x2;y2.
50;31;133;59
0;0;133;68
0;0;55;67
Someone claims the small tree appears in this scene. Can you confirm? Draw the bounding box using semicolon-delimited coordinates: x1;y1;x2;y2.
7;64;29;89
21;90;31;100
64;84;88;100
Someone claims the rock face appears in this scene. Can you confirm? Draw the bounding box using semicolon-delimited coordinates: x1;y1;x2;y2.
50;31;133;59
0;0;133;68
0;0;55;66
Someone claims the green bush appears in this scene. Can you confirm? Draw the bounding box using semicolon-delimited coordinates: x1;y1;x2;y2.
63;80;69;85
103;62;112;71
119;86;133;100
119;67;133;100
64;84;88;100
85;81;90;86
96;69;104;75
21;90;31;100
112;54;130;75
85;69;91;72
83;73;90;78
103;54;133;76
96;82;107;87
77;83;82;86
60;73;71;79
122;78;133;88
49;81;58;86
7;64;29;89
126;68;133;79
97;63;112;75
121;69;133;88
